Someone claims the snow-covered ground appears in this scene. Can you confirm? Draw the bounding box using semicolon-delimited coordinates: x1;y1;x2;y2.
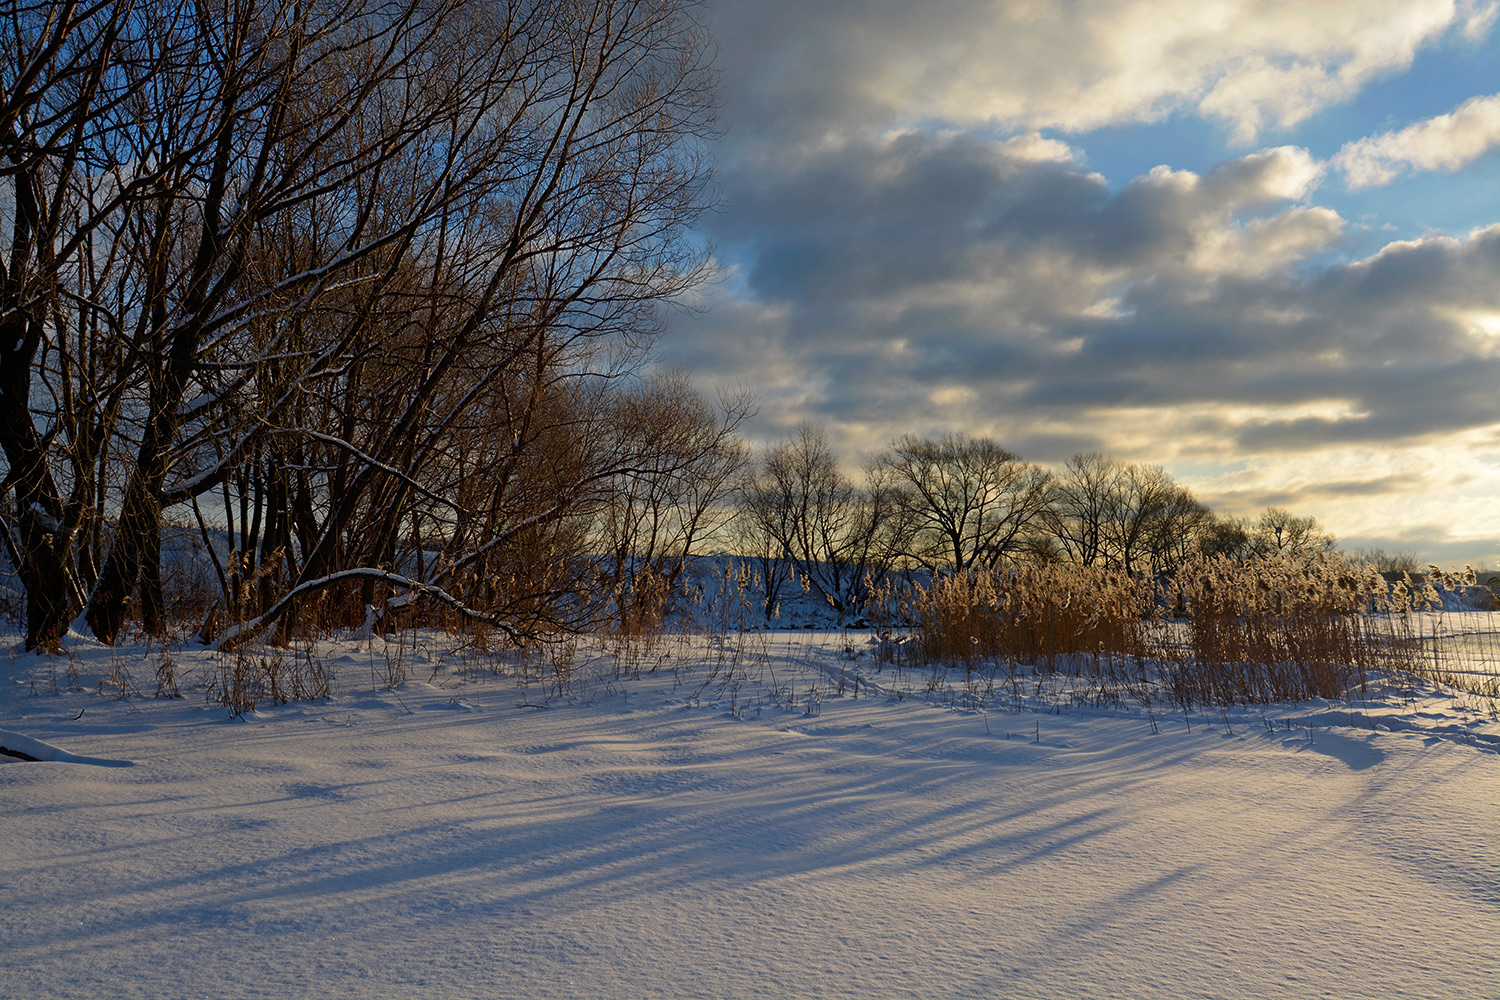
3;627;1498;999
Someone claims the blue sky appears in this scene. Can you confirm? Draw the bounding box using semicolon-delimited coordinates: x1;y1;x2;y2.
660;0;1500;566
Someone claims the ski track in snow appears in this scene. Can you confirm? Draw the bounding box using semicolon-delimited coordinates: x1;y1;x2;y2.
1;631;1497;999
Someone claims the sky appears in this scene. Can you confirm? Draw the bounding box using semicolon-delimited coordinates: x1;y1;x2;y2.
657;0;1500;567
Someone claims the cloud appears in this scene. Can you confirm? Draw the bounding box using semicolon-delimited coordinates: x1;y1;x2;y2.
706;0;1498;144
1202;475;1418;512
719;136;1328;310
1201;146;1326;202
665;130;1500;468
1335;92;1500;187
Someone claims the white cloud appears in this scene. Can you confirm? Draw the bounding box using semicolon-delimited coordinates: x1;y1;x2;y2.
1096;147;1336;278
1017;0;1491;140
1201;146;1327;204
992;131;1081;165
710;0;1497;144
1192;206;1346;278
1335;92;1500;188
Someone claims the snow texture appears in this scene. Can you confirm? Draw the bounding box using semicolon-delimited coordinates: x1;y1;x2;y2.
1;629;1497;999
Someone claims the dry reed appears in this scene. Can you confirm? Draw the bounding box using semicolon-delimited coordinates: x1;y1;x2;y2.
902;553;1460;707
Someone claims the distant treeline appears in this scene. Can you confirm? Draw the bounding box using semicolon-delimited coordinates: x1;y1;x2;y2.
717;425;1358;625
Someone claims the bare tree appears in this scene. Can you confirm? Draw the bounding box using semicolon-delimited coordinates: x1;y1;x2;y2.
874;433;1053;574
595;370;750;624
1;1;154;648
1043;453;1216;575
1195;514;1254;561
1100;463;1178;576
1141;484;1214;574
732;502;794;622
1043;452;1119;568
2;0;719;648
1251;507;1335;560
742;424;896;620
1347;547;1421;578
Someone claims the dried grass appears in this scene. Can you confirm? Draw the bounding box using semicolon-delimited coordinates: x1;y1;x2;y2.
901;553;1463;707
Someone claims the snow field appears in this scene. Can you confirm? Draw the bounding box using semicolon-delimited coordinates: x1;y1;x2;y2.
2;630;1498;999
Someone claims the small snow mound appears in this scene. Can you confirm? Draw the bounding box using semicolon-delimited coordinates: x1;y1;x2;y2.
1452;584;1500;611
0;728;132;767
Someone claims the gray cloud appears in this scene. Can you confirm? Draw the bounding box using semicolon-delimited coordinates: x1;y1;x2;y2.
703;0;1493;145
666;128;1500;466
1338;531;1500;569
1204;475;1425;510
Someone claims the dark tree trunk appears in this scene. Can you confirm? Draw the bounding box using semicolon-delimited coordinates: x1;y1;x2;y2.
86;474;161;644
139;513;165;637
0;169;71;649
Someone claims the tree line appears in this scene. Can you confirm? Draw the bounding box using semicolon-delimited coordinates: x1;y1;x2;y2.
733;425;1337;623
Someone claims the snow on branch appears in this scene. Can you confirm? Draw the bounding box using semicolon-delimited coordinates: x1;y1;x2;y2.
213;568;522;652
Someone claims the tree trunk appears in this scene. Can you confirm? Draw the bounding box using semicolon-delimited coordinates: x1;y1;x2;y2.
0;170;71;649
139;513;165;637
85;473;161;644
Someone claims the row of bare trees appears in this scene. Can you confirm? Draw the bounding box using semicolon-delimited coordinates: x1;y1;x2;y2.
1;0;722;649
735;427;1335;622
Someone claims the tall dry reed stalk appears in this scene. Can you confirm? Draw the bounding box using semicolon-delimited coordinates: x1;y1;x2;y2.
903;553;1454;707
903;565;1159;671
1175;552;1421;703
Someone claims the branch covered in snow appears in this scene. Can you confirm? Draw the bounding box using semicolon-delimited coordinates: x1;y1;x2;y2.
213;568;524;651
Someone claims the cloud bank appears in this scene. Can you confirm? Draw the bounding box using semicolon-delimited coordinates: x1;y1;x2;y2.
709;0;1499;144
679;131;1500;453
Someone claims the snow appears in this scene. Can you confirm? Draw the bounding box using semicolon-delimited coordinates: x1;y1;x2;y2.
0;727;131;766
2;628;1497;999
